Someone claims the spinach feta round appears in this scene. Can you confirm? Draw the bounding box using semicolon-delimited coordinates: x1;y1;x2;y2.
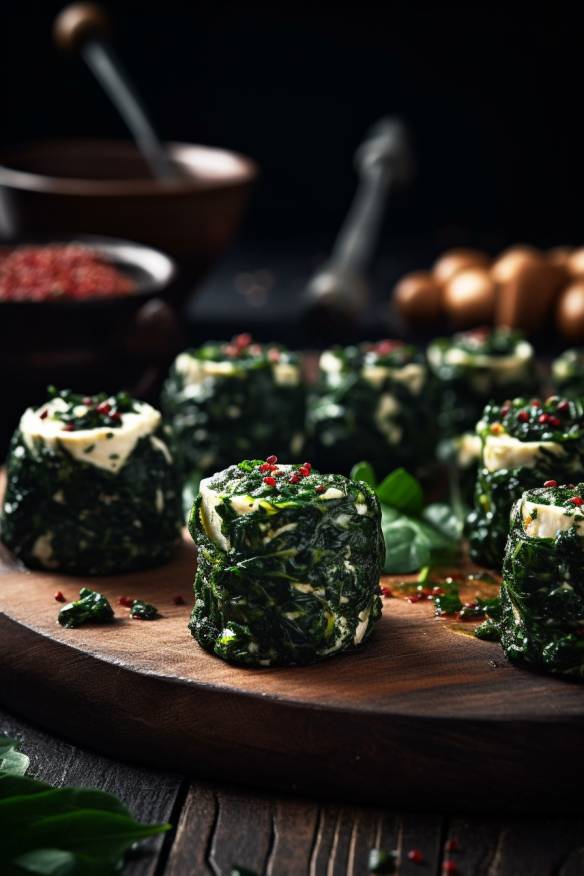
0;388;182;574
306;340;435;477
427;328;537;438
467;395;584;568
500;483;584;677
552;348;584;399
161;334;305;479
188;458;385;666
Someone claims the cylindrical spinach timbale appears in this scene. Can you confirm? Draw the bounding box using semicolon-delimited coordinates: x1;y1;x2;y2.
427;328;536;438
552;348;584;399
467;396;584;568
161;334;305;478
307;340;435;477
188;457;385;666
1;388;182;574
500;483;584;677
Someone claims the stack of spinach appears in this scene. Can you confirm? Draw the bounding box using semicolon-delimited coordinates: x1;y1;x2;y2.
189;459;384;666
496;483;584;676
0;734;168;875
552;347;584;399
306;340;436;477
0;389;182;575
161;336;306;482
350;463;462;574
427;328;536;438
467;396;584;569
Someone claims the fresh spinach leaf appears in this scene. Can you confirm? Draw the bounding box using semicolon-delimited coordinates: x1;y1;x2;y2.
12;849;75;876
361;463;461;573
422;502;463;542
350;461;377;487
0;735;170;875
376;468;423;516
382;519;431;574
0;738;29;777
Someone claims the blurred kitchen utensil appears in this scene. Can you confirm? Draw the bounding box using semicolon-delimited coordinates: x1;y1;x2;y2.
0;139;256;292
54;2;177;181
303;117;413;333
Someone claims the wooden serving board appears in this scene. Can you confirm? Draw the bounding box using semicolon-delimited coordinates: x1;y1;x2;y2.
1;531;583;813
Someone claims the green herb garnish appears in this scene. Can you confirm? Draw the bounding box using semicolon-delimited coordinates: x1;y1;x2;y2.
130;600;160;620
45;386;138;431
351;463;461;574
57;588;114;629
0;733;169;873
368;847;398;873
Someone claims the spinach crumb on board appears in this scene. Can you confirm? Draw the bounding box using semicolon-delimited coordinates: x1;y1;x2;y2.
58;587;114;628
306;339;436;477
188;456;385;666
467;395;584;569
161;334;306;483
0;387;182;575
488;482;584;677
552;347;584;399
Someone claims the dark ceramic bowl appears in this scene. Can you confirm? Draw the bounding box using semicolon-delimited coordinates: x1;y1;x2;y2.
0;235;180;452
0;139;257;291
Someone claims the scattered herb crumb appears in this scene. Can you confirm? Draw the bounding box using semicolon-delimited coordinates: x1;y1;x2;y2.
368;848;398;874
130;599;160;620
57;588;114;628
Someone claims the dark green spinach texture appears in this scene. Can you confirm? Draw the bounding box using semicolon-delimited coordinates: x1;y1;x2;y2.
498;485;584;677
427;328;536;438
0;733;169;875
552;347;584;399
58;588;114;629
467;396;584;568
161;338;306;480
306;341;436;477
188;460;384;666
1;412;182;575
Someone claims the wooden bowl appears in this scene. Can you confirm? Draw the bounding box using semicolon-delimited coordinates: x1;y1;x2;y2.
0;139;257;291
0;234;179;451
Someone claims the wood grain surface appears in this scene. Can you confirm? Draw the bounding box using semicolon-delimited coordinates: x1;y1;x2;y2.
3;704;584;876
1;528;583;812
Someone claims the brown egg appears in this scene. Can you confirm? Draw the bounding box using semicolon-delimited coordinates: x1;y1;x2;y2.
567;248;584;277
547;246;574;269
433;248;490;287
491;245;542;285
394;271;442;324
442;266;496;328
557;281;584;341
496;259;567;332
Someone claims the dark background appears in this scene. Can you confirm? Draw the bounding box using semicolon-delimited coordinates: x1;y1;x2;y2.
1;2;583;336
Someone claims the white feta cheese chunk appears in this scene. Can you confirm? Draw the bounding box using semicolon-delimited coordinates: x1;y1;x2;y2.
521;499;584;539
175;354;238;382
272;362;300;386
428;340;533;387
20;400;164;474
482;434;566;472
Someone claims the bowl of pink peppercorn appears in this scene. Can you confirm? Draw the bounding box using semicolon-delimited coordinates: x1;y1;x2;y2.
0;234;177;454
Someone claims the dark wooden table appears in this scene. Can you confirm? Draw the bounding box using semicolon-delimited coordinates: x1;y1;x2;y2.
2;706;583;875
